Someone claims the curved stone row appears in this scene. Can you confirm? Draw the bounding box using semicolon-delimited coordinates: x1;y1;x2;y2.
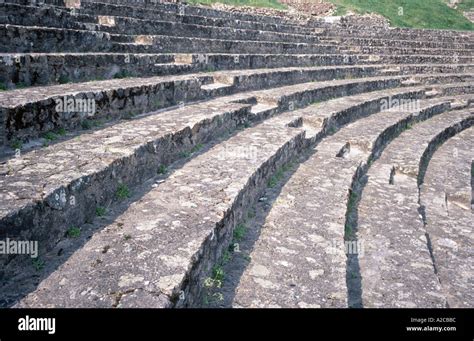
420;127;474;307
357;108;473;307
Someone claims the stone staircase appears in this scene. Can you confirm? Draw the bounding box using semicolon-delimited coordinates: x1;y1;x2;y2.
0;0;472;308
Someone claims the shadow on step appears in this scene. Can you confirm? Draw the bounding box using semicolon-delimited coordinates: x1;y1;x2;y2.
202;149;315;308
344;174;367;309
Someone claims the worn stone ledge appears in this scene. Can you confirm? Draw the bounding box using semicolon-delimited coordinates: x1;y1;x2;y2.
345;45;472;57
419;127;474;308
1;52;471;88
320;36;474;50
5;67;471;144
358;106;474;307
324;27;474;44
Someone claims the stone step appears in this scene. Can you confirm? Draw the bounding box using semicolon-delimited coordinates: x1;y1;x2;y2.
402;78;422;86
357;107;474;307
0;23;339;54
319;36;474;50
1;52;471;88
0;24;114;53
356;45;472;57
5;66;470;145
0;64;383;144
200;82;233;95
229;95;458;308
0;3;323;45
250;101;279;115
451;99;470;110
420;127;474;307
426;89;441;98
324;28;474;44
109;34;338;55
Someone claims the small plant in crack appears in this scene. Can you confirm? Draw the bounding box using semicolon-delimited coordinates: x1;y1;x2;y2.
67;226;81;238
96;206;107;217
328;126;337;135
123;234;132;241
347;190;359;212
212;265;225;284
211;292;224;302
205;66;215;73
58;74;70;84
345;190;359;239
14;82;27;89
191;143;203;154
32;258;45;271
113;70;130;79
202;292;224;306
247;208;256;219
233;223;247;242
116;183;130;200
268;167;285;188
122;112;136;120
179;150;191;159
10;139;22;151
81;119;93;130
81;119;103;130
56;127;67;136
345;222;355;240
43;132;58;142
221;250;232;265
157;164;167;175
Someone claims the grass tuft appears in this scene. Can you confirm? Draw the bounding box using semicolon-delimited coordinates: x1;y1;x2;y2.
116;183;131;200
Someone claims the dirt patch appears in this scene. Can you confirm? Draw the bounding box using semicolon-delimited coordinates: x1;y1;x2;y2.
279;0;335;16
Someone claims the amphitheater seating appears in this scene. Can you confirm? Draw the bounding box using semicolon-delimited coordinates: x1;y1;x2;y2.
0;0;472;308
